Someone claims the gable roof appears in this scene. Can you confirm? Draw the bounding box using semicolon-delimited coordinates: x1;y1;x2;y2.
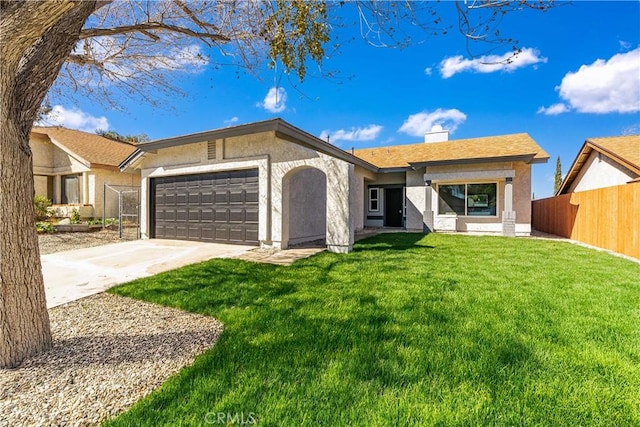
353;133;550;169
557;134;640;195
122;118;379;172
32;126;137;169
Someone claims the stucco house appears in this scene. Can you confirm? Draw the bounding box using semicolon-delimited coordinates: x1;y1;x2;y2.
31;126;140;218
120;119;549;253
355;130;549;236
556;135;640;195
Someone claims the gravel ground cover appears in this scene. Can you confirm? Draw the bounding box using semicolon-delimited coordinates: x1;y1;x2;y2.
0;294;223;427
38;230;131;255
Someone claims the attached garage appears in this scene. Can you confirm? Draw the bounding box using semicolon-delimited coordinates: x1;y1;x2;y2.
122;119;377;253
151;169;259;245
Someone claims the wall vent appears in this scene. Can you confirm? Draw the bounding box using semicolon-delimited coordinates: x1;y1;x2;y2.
207;140;216;160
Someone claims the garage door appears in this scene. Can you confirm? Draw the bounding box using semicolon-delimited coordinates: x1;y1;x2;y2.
151;169;259;245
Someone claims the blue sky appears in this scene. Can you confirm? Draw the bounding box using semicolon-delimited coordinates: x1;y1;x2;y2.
41;1;640;199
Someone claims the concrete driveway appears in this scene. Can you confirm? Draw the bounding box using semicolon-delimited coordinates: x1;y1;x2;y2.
42;239;254;308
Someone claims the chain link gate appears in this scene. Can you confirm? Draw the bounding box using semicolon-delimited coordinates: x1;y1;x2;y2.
103;184;140;239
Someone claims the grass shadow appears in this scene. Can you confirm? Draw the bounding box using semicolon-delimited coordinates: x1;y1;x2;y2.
353;232;435;252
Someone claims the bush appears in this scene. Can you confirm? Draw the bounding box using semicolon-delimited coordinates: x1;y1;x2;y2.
70;208;81;224
105;218;119;227
34;195;52;221
35;221;55;233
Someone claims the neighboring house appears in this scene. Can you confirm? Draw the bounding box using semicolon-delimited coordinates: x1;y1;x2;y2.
120;119;549;253
556;135;640;195
31;126;140;218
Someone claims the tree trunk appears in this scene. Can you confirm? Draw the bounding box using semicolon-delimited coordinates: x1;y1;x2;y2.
1;1;100;368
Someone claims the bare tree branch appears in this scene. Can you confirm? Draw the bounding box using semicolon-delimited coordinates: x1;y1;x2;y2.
79;22;231;43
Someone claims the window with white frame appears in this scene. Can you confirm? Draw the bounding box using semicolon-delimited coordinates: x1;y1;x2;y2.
369;187;379;212
61;174;81;204
438;183;497;216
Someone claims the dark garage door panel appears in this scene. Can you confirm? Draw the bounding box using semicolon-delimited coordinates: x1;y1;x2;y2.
152;169;259;245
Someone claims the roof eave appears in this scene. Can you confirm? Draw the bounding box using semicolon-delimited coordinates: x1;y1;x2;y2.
136;118;379;173
531;156;550;164
119;149;144;171
409;154;537;168
376;166;412;173
138;119;282;151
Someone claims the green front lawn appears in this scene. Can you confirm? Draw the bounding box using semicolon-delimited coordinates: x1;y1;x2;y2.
106;233;640;426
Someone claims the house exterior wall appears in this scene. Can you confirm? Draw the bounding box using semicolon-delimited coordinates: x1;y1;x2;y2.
426;161;531;235
32;136;89;178
406;168;427;231
362;161;533;235
34;176;50;199
136;142;207;169
568;151;636;193
365;162;531;235
92;168;141;219
31;134;55;172
364;172;405;227
32;136;90;209
350;166;372;232
138;130;356;252
285;167;327;245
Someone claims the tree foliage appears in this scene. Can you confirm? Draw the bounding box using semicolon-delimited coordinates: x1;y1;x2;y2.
96;129;150;143
554;156;562;194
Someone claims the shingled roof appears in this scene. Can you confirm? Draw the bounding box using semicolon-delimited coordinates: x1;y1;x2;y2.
32;126;137;169
353;133;550;169
557;134;640;194
587;135;640;170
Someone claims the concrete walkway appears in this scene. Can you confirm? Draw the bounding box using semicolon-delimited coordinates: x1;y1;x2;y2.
42;239;253;308
236;246;326;265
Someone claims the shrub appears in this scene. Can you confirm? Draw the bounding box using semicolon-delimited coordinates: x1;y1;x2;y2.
35;221;55;233
70;208;81;224
105;218;119;227
34;195;52;221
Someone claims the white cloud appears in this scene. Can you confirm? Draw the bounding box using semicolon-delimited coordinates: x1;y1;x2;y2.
555;48;640;114
537;103;570;116
398;109;467;137
439;47;547;78
224;116;239;125
319;125;383;144
260;87;287;113
424;67;433;76
36;105;109;132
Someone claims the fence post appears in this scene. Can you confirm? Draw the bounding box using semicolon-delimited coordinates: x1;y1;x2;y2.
118;190;123;239
103;182;106;229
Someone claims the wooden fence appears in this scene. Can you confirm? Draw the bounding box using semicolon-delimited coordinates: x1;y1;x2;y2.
531;182;639;259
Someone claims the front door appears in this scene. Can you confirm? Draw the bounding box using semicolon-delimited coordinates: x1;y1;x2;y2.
384;187;403;227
